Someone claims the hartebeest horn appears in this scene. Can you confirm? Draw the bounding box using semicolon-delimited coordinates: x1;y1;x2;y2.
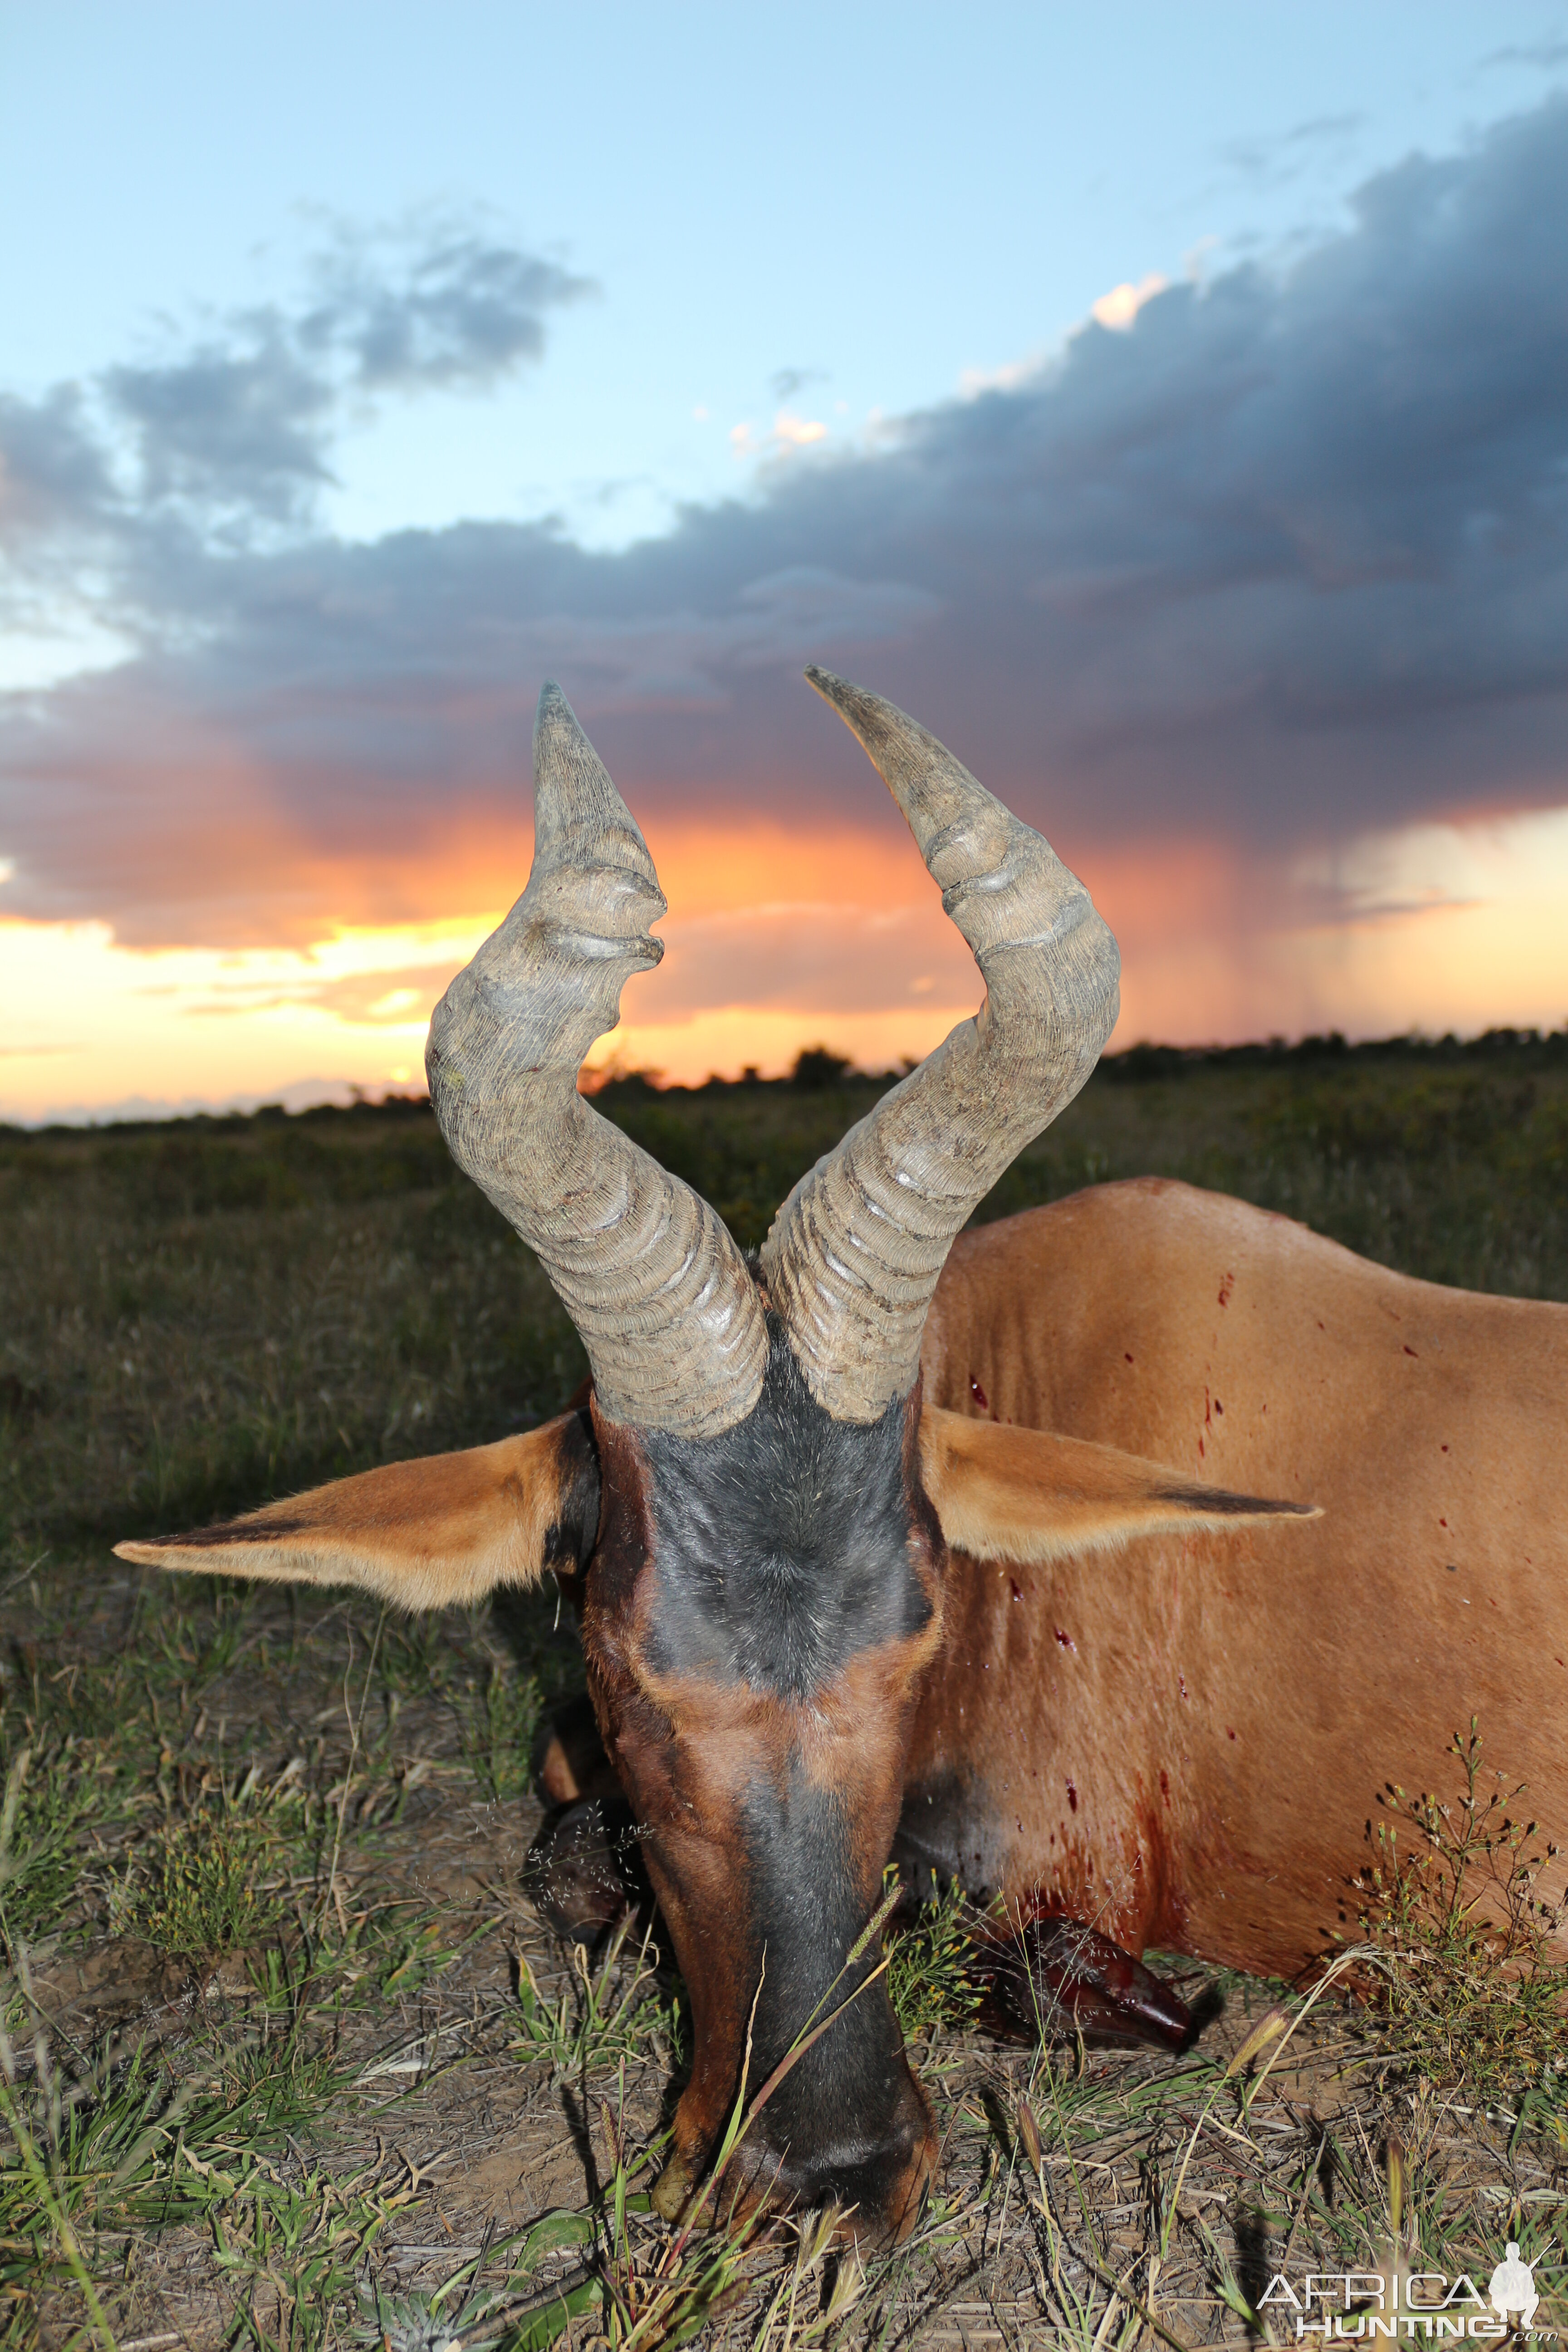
760;669;1120;1422
426;684;768;1436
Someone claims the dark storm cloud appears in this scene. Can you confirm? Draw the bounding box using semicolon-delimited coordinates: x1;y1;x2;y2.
1;100;1566;942
0;385;116;541
1;226;593;542
103;324;336;521
304;235;593;390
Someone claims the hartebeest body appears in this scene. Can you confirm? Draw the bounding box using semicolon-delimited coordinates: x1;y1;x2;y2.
909;1178;1568;1977
119;674;1568;2243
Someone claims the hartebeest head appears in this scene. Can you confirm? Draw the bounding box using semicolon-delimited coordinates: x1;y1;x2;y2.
121;673;1305;2238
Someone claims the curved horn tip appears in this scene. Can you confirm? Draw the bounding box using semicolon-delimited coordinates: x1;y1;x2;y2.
804;664;875;721
534;678;586;745
528;682;661;892
534;680;614;766
802;666;951;785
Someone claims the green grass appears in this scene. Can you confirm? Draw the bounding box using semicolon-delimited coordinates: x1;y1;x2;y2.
513;1913;686;2085
1352;1720;1568;2100
884;1878;981;2050
1;1034;1566;2347
109;1811;289;1960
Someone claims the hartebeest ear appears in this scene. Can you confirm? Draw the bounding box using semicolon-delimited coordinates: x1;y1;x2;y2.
113;1410;601;1610
919;1406;1318;1565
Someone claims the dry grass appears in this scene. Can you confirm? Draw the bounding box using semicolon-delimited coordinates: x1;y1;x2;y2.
3;1039;1567;2347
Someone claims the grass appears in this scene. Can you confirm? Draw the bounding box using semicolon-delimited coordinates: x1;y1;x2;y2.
884;1879;981;2051
1;1032;1566;2345
1352;1720;1568;2101
513;1914;685;2086
108;1810;289;1959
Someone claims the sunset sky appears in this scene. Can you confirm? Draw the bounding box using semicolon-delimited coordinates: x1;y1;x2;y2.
4;4;1567;1121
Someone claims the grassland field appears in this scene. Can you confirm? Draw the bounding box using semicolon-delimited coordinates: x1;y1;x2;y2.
2;1031;1566;2350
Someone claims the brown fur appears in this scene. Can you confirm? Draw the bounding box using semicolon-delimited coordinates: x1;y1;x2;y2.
915;1180;1568;1974
569;1409;764;2189
919;1406;1317;1564
114;1412;593;1609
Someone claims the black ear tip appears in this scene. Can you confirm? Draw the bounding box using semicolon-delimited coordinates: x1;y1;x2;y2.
1153;1484;1321;1520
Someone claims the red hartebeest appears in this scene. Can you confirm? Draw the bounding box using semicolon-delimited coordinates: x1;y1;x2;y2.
118;673;1568;2243
911;1178;1568;1976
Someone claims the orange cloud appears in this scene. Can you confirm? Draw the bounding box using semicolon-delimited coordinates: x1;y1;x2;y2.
5;804;1565;1122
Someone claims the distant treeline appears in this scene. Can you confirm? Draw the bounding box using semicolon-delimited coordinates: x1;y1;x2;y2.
1098;1025;1568;1083
9;1023;1567;1142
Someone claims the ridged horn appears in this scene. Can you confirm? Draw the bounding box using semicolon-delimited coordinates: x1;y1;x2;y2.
759;668;1120;1423
426;683;768;1436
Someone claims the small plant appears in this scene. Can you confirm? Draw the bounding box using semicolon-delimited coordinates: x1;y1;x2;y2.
884;1873;981;2044
1353;1719;1568;2094
112;1812;286;1956
355;2211;600;2352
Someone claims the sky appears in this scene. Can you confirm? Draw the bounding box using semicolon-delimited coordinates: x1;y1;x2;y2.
3;3;1568;1120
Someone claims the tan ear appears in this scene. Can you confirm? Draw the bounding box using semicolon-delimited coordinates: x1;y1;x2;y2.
113;1410;600;1610
919;1406;1319;1566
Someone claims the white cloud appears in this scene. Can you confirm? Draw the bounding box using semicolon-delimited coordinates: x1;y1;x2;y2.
1297;806;1568;921
1089;273;1167;330
773;410;826;447
730;410;829;459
